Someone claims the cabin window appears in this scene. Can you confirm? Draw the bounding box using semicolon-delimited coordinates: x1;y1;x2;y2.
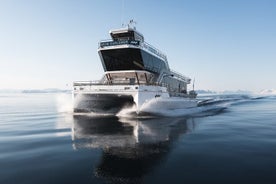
101;48;143;71
112;31;135;41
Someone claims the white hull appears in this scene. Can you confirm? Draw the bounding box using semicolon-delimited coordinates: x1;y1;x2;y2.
73;84;197;114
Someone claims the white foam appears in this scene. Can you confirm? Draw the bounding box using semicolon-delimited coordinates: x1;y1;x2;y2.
142;105;225;117
259;89;276;95
116;104;137;118
116;97;226;118
55;93;74;113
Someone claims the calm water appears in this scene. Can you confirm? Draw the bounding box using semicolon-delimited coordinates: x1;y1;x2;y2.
0;93;276;184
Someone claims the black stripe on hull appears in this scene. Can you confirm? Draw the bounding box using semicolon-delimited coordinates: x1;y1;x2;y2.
74;94;134;113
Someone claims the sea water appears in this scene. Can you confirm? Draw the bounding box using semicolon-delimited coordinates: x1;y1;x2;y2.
0;93;276;184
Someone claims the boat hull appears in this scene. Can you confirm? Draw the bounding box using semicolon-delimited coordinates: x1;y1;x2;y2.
73;84;197;115
74;93;134;113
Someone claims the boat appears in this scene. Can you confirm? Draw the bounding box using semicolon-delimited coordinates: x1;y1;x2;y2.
73;21;197;114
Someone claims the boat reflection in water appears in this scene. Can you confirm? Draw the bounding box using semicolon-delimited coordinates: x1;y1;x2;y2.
72;115;195;183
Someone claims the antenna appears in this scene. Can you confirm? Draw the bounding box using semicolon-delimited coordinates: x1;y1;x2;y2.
121;0;125;27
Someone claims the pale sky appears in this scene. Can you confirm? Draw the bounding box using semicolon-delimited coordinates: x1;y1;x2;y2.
0;0;275;92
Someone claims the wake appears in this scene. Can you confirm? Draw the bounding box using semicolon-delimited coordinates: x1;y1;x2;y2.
57;93;270;118
116;94;257;118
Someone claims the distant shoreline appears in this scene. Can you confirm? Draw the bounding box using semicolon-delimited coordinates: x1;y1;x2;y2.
1;89;275;95
22;89;71;94
0;89;71;94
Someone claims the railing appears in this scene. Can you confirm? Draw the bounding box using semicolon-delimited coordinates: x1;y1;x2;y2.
73;81;101;86
170;70;191;83
98;39;168;63
74;80;149;87
73;80;171;89
142;41;167;61
74;80;183;90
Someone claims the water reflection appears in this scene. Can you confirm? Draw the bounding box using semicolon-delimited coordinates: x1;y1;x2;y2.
72;115;195;183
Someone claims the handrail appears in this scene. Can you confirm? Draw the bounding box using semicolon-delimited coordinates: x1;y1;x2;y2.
74;80;149;86
73;80;166;87
73;81;101;86
98;39;168;63
170;70;191;83
142;41;167;61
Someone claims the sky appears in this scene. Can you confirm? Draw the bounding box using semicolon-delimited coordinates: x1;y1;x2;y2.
0;0;275;92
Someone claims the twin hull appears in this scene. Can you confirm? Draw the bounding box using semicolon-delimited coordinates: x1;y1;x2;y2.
73;85;197;114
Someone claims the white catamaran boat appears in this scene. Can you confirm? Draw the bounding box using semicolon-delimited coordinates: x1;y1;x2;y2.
73;22;197;114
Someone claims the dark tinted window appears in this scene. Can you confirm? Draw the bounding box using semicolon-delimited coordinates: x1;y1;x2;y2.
101;49;144;71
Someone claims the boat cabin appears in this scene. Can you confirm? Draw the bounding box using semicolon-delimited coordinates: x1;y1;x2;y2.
110;28;144;42
103;70;154;85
